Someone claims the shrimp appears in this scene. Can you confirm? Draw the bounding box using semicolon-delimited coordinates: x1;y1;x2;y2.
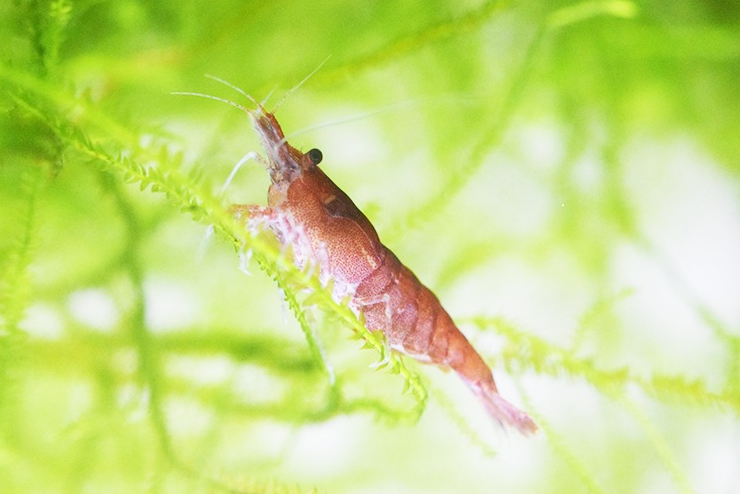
232;104;537;435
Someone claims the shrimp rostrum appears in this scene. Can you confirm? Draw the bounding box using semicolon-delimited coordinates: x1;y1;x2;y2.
231;104;537;435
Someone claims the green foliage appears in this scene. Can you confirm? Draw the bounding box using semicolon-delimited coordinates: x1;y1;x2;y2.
1;0;739;493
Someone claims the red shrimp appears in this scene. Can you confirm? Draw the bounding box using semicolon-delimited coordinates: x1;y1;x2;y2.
232;104;537;435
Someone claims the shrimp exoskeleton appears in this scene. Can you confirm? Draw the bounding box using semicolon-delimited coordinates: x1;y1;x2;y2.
244;105;537;434
181;83;538;435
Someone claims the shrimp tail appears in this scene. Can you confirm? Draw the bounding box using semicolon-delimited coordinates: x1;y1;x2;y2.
424;310;537;435
472;380;538;435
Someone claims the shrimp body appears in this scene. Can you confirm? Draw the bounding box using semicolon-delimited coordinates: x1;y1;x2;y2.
237;106;537;435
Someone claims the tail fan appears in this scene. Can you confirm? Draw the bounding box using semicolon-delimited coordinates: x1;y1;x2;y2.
475;383;538;435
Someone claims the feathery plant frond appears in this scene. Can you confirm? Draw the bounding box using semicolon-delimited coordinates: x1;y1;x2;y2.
2;64;427;420
2;26;426;492
0;161;44;431
18;0;72;76
472;316;738;412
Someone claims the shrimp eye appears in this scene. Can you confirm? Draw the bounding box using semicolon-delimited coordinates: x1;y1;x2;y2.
307;148;323;166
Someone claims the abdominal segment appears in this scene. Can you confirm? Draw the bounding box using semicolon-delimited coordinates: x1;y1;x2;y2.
352;249;454;365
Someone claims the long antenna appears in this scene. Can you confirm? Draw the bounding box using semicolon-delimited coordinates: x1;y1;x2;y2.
204;75;260;108
272;56;331;113
277;99;419;147
170;91;252;114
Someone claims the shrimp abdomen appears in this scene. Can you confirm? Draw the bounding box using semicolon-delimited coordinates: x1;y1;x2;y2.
354;253;537;434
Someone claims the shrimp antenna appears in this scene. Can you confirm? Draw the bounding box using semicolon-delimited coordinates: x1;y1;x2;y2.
260;88;276;108
171;91;252;115
203;74;260;108
277;99;419;147
272;56;331;113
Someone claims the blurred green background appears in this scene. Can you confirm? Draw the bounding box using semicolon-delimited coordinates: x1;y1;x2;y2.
2;0;740;493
